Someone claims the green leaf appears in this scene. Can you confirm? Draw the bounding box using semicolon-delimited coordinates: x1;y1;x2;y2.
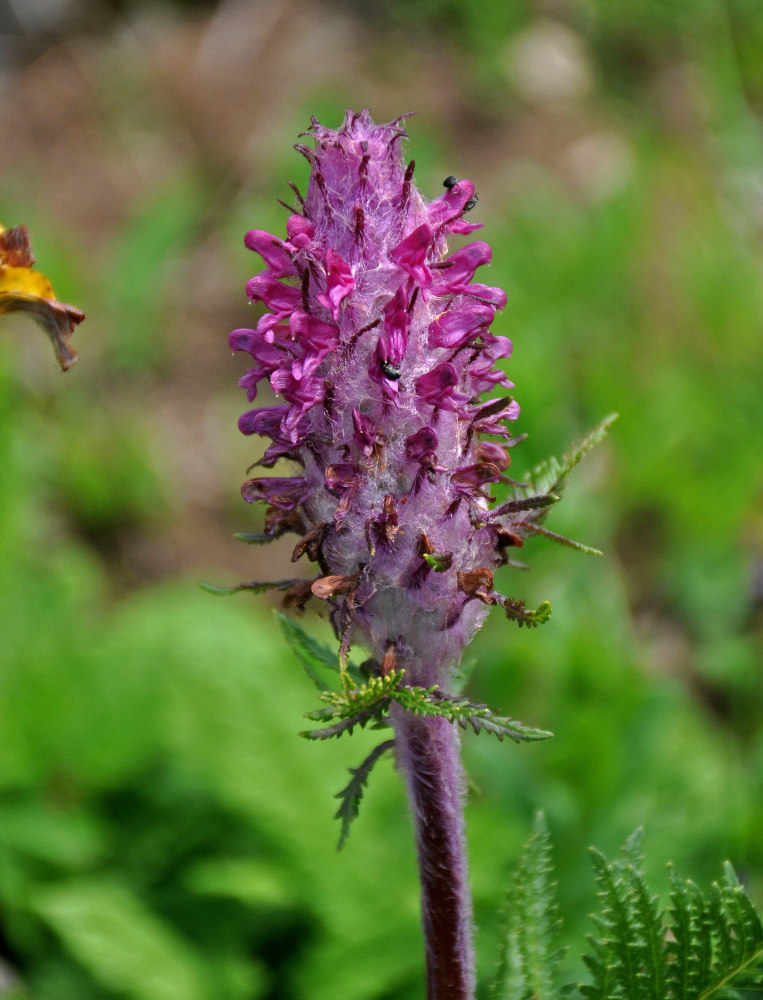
450;656;477;696
522;523;603;556
334;740;395;850
422;550;454;571
300;672;404;738
511;414;618;550
570;835;763;1000
300;705;387;741
198;579;298;597
503;598;553;628
32;879;207;1000
524;414;618;508
491;813;563;1000
276;612;363;688
233;531;281;544
389;686;553;743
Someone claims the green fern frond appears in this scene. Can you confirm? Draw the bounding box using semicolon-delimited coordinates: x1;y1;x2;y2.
299;669;551;744
232;531;280;544
387;687;553;743
573;836;763;1000
450;656;478;696
299;705;386;741
503;598;554;628
276;612;364;689
198;578;299;596
492;822;763;1000
314;671;404;712
522;414;618;510
299;672;404;739
333;739;395;850
491;813;563;1000
522;523;603;556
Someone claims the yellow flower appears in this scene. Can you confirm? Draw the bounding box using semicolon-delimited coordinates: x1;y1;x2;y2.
0;224;83;370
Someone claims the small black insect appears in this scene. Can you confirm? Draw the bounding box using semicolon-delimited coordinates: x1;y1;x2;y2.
380;360;402;380
463;193;479;212
443;175;458;189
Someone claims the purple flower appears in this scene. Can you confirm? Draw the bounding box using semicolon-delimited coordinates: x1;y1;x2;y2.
229;110;553;1000
231;109;526;683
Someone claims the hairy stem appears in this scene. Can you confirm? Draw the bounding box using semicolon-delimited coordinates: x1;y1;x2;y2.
392;704;474;1000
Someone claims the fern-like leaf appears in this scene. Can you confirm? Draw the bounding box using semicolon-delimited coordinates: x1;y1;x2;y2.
333;740;395;850
522;523;603;556
502;597;554;628
491;812;563;1000
276;612;363;688
521;414;618;519
299;705;386;740
233;531;281;544
571;836;763;1000
388;687;553;743
198;578;300;596
299;672;404;739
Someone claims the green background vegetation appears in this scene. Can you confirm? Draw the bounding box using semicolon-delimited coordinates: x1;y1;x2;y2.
0;0;761;996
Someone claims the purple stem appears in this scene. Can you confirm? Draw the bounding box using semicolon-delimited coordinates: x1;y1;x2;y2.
392;705;475;1000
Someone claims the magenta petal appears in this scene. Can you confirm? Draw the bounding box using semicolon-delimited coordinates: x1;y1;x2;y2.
325;463;359;494
406;426;439;462
286;215;315;242
352;408;377;456
229;327;258;353
466;283;507;309
431;242;492;296
390;223;434;288
290;310;340;350
246;272;301;312
482;333;513;360
476;440;511;469
241;475;309;507
428;179;476;228
244;229;295;277
427;301;495;349
238;404;289;437
382;285;411;361
416;362;459;396
316;248;354;320
451;463;502;487
449;219;484;235
416;363;472;412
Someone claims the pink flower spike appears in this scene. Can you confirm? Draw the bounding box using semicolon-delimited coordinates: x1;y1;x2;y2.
317;248;354;320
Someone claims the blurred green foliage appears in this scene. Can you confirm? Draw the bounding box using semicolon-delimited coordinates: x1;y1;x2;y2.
1;0;762;997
